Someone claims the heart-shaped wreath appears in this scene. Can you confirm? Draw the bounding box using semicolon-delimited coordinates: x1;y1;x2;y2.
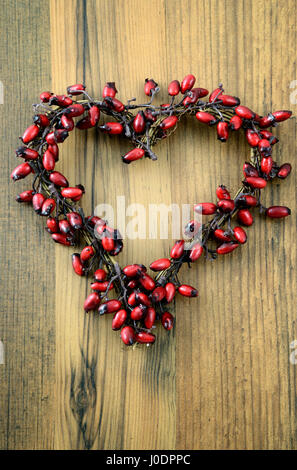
11;75;292;346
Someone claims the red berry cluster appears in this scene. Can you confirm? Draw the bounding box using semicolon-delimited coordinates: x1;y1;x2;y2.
11;75;292;347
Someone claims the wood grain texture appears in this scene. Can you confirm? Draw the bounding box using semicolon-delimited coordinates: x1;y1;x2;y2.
169;0;297;450
50;0;176;450
1;0;296;450
0;0;54;450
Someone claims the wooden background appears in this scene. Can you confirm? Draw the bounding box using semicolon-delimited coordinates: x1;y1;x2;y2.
0;0;296;450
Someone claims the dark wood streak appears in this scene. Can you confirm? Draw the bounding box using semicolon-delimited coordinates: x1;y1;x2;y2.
70;346;98;450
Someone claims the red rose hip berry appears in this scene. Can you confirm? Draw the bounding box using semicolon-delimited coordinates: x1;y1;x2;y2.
135;331;156;344
245;177;267;189
237;209;253;226
233;226;247;244
178;285;198;297
194;203;217;215
32;193;45;213
216;185;231;200
235;105;255;120
189;243;203;262
168;80;180;96
112;309;127;330
217;199;235;212
152;286;166;302
265;206;291;218
16;190;34;203
144;78;158;96
84;292;100;312
149;258;171;271
216;242;239;255
144;307;156;329
41;198;56;216
161;312;174;330
98;299;122;315
22;124;40;143
181;74;196;93
94;269;107;281
159;115;178;130
217;121;229;142
165;282;176;303
195;111;217;125
277;163;291;179
11;162;32;181
170;240;185;259
122;148;145;164
72;253;84;276
67;83;85;95
80;245;94;262
121;326;135;346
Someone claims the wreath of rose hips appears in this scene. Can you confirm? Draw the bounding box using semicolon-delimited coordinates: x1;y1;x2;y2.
11;75;292;347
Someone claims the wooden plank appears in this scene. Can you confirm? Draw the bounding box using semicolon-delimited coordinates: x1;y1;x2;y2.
50;0;175;450
164;0;297;450
0;0;54;450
